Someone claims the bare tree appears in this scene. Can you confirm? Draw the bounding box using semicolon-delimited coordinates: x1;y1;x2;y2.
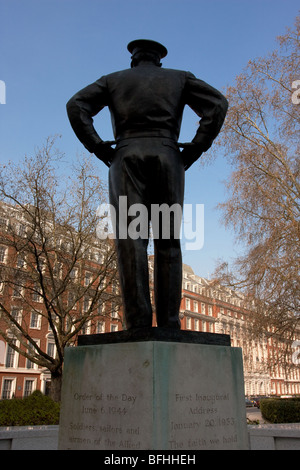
214;16;300;356
0;137;121;401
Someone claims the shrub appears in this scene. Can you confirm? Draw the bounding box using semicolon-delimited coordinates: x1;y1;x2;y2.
260;398;300;423
0;390;60;426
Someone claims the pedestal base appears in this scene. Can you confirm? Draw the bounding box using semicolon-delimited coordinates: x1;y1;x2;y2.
58;329;249;450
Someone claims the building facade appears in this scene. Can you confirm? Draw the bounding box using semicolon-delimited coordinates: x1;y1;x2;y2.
0;201;299;399
0;201;121;399
178;263;300;398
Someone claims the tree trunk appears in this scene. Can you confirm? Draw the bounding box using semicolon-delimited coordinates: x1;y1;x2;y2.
50;368;63;402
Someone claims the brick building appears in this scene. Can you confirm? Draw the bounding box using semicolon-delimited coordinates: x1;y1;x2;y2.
0;201;299;399
0;201;121;399
178;263;300;398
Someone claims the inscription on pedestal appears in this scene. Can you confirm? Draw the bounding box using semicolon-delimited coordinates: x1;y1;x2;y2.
58;341;249;450
168;392;238;449
67;391;142;449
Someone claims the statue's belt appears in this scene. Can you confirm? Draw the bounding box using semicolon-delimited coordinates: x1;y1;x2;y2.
116;129;178;141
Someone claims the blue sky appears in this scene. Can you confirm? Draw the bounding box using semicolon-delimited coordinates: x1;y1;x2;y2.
1;0;299;277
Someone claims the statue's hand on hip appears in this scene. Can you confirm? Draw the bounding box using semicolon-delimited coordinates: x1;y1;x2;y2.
94;141;116;168
179;142;203;171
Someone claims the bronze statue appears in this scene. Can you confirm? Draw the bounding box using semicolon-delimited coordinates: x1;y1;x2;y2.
67;39;228;330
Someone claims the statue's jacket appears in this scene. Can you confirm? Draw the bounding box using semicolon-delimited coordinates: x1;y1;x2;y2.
66;63;228;154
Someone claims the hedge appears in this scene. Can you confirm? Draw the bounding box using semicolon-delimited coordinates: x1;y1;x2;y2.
0;390;60;426
260;398;300;423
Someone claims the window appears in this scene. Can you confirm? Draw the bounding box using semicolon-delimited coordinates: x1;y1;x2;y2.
65;315;75;334
5;340;17;368
47;335;56;358
13;284;24;298
111;282;118;294
30;311;41;329
23;379;36;397
194;319;199;331
83;296;91;312
53;262;62;279
186;298;190;310
110;324;118;332
186;317;191;329
193;301;198;313
16;254;26;269
36;257;46;273
26;349;36;369
68;292;76;310
0;217;8;231
111;302;118;318
0;245;7;263
70;267;78;281
95;251;104;264
18;223;26;237
201;303;206;314
65;241;72;253
81;321;91;335
47;342;55;358
32;284;42;302
96;321;105;333
97;302;104;315
26;358;35;369
11;307;22;325
84;272;91;286
1;378;15;399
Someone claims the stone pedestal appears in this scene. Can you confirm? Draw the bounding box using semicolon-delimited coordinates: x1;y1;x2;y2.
58;328;249;450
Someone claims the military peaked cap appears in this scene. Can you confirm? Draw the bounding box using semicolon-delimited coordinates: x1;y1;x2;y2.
127;39;168;59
